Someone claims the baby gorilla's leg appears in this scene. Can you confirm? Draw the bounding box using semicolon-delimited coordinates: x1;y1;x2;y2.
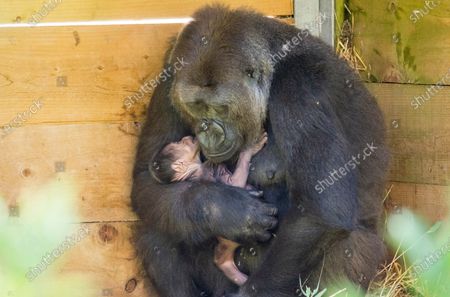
214;237;248;286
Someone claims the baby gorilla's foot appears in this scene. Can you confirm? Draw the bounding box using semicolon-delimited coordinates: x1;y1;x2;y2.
215;238;248;286
218;260;248;286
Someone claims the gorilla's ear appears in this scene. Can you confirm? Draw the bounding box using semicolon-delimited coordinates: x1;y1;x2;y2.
165;35;179;65
164;33;186;65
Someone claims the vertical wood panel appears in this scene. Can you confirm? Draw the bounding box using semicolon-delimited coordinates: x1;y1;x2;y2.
295;0;334;46
349;0;450;84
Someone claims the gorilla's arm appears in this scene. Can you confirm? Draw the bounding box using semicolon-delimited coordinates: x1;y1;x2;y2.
236;55;358;296
131;75;278;245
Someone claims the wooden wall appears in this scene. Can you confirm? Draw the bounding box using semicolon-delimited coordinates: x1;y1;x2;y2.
344;0;450;222
0;0;448;296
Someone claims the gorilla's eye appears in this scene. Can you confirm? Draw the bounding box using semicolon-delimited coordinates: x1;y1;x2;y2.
152;161;160;171
245;68;256;79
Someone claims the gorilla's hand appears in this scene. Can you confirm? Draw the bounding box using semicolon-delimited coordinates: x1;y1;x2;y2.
208;186;278;243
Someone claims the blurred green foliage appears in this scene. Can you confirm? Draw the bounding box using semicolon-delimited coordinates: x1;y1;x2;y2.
386;207;450;297
0;179;94;297
324;188;450;297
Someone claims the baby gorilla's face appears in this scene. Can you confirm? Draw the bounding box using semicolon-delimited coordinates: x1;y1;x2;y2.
166;136;203;181
168;136;200;163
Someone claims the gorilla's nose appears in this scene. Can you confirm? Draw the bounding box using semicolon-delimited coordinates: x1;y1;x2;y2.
266;170;276;180
200;119;209;131
195;119;226;152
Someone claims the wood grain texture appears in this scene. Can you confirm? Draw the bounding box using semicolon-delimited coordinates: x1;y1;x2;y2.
0;24;183;125
385;182;449;222
62;222;156;297
0;123;140;222
349;0;450;84
0;0;293;24
368;83;450;186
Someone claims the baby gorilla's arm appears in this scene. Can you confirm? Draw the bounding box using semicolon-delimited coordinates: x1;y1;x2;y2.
214;132;268;286
227;132;268;188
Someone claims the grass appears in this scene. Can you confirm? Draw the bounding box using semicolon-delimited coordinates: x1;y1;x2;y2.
335;3;368;73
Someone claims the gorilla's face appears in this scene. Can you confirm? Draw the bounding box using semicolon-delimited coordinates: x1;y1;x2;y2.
170;11;274;163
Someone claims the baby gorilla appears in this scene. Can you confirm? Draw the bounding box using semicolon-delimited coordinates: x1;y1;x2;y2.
150;132;268;286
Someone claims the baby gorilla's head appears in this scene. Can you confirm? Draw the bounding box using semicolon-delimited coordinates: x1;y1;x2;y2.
150;136;202;184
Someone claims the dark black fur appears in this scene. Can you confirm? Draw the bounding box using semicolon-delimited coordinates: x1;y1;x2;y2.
131;5;389;297
150;145;179;184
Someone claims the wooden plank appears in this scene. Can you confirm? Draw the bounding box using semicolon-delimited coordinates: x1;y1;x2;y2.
349;0;450;84
295;0;320;36
385;182;449;223
319;0;335;47
369;83;450;186
0;24;182;125
295;0;336;46
0;0;293;24
0;123;140;222
62;222;155;297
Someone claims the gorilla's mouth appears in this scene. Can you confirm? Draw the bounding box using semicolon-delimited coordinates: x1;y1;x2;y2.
195;119;241;163
206;141;237;159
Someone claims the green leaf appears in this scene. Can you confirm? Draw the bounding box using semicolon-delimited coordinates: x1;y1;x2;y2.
315;288;327;297
426;221;442;234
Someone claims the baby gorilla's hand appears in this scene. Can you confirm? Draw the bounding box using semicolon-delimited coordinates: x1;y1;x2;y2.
248;132;268;156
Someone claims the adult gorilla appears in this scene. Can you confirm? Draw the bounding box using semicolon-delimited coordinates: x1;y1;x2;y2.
131;5;389;297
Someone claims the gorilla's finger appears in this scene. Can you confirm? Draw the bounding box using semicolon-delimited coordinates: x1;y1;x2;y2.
263;217;278;229
248;190;263;197
262;204;278;216
255;231;272;242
